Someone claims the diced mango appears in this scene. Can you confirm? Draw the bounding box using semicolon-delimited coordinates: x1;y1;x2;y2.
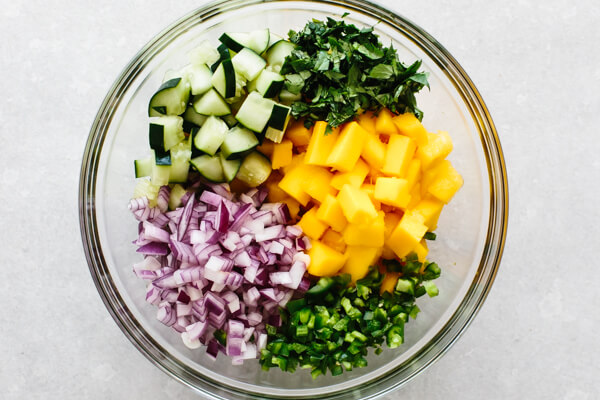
256;141;275;157
407;183;422;210
277;163;312;206
417;130;453;169
380;272;400;294
331;159;369;190
285;120;312;147
270;139;293;169
307;241;347;277
340;246;381;282
374;177;411;209
326;122;368;172
386;212;428;258
315;194;348;232
414;239;428;262
297;207;328;240
321;229;347;253
282;197;301;221
420;159;446;197
427;161;463;203
337;184;378;224
266;181;289;203
282;153;305;174
413;197;444;231
305;121;340;166
356;110;377;133
405;159;421;190
304;167;336;203
343;211;385;247
361;132;386;170
375;108;398;136
361;184;381;210
381;135;416;177
392;113;428;146
383;212;402;239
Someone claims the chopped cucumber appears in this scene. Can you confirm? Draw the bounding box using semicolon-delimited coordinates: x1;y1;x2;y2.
219;152;242;182
250;69;284;98
190;155;225;182
192;88;231;116
211;43;231;72
183;106;208;127
232;48;266;81
133;178;161;207
235;91;275;133
278;88;302;105
222;114;238;128
182;63;213;96
264;103;291;143
149;116;184;151
134;157;153;178
151;163;171;186
148;76;190;117
236;151;272;187
153;148;171;166
211;59;237;99
188;40;220;66
219;29;270;54
193;116;229;156
266;40;295;67
168;139;192;183
221;125;259;159
267;33;283;49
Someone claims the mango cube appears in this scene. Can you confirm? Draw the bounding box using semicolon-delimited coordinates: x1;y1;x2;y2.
256;141;275;157
375;108;398;135
417;130;453;169
297;207;328;240
413;197;444;230
305;121;340;166
427;161;463;203
315;194;348;232
326;122;368;172
405;159;422;190
270;139;293;169
282;153;305;175
277;163;312;206
407;183;422;210
337;184;378;224
392;113;428;146
285;120;312;147
321;229;347;253
266;180;289;203
374;177;411;209
380;272;400;294
386;212;428;258
331;159;369;190
304;167;336;203
340;246;381;282
356;110;377;133
383;211;402;240
307;240;347;277
381;135;416;177
343;211;385;247
361;132;386;170
414;239;428;263
282;197;301;222
360;184;381;210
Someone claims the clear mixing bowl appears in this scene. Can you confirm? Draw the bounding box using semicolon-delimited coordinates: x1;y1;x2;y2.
79;0;508;398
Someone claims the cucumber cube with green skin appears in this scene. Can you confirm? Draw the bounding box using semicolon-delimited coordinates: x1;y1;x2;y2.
190;155;225;183
193;116;228;156
192;89;231;116
148;116;184;152
211;59;237;99
235;151;272;187
232;48;266;81
181;63;213;96
220;125;259;160
148;77;190;117
235;91;276;133
219;29;270;54
188;40;220;66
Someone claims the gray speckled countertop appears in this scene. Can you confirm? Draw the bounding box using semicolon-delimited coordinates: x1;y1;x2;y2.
2;1;599;399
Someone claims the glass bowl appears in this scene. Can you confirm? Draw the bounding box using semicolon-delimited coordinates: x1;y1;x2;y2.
79;0;508;398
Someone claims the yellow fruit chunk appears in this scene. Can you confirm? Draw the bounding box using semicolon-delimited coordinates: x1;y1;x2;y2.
387;212;428;258
307;241;347;277
381;135;416;177
375;108;398;135
343;211;385;247
417;130;453;169
330;159;369;190
304;167;336;203
277;163;312;206
326;122;368;172
337;184;378;224
270;139;293;169
297;207;328;240
282;153;305;175
256;141;275;157
356;110;377;133
414;239;428;262
427;161;463;203
266;180;288;203
361;132;386;170
380;272;400;294
305;121;340;166
374;177;411;209
392;113;428;146
340;246;381;282
285;120;312;147
407;183;422;209
282;197;300;221
315;194;347;232
413;197;444;231
361;184;381;210
321;229;346;253
405;159;421;190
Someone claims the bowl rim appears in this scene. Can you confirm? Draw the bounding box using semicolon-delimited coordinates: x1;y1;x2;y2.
79;0;508;398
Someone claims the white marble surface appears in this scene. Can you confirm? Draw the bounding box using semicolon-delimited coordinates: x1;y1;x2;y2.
1;0;599;399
